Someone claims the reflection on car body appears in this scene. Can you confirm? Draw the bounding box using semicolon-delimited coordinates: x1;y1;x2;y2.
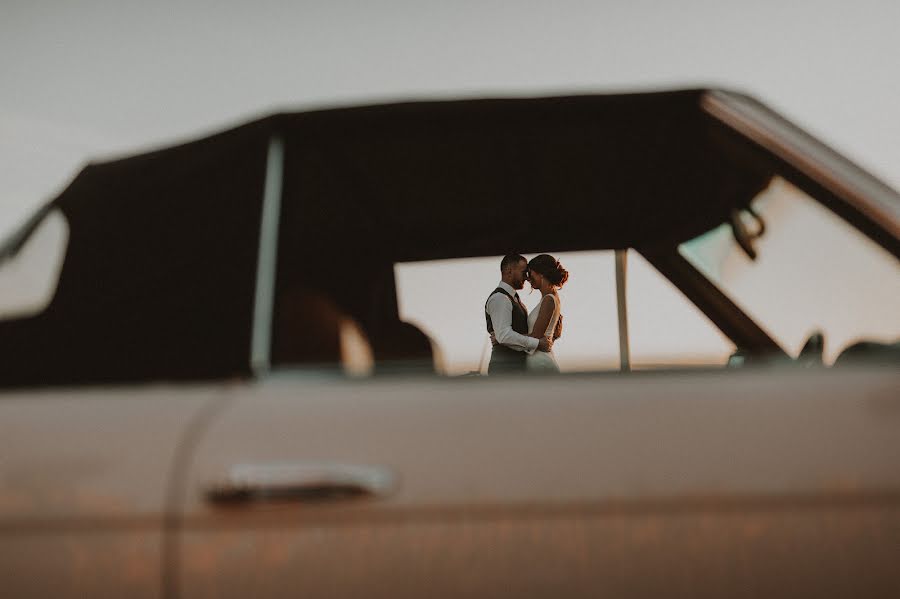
0;89;898;598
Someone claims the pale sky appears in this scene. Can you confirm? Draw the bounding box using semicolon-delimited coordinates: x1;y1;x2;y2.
2;0;898;372
3;0;899;239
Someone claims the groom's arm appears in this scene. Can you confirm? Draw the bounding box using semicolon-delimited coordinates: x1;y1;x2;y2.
486;294;539;355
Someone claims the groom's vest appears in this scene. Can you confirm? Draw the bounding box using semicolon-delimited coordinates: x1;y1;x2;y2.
485;287;529;374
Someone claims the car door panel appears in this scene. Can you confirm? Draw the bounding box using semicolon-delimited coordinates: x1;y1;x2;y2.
0;385;221;598
176;368;900;597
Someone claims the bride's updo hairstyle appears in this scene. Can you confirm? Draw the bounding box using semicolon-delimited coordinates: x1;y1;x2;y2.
528;254;568;340
528;254;569;288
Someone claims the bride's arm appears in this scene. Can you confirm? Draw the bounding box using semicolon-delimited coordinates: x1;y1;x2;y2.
528;295;556;339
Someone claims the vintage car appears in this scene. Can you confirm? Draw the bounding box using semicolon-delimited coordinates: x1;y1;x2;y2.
0;89;898;598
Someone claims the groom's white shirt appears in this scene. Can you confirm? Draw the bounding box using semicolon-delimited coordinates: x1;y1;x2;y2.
486;281;539;354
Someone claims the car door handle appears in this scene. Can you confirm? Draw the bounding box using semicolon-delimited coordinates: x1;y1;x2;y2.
204;461;396;504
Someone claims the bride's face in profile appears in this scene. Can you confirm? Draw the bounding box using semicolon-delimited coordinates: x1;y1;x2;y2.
529;270;543;290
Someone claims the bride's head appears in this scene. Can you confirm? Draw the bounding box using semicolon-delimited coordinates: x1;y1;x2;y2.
527;254;569;290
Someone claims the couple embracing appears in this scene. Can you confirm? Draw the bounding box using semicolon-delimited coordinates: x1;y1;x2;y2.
485;253;569;374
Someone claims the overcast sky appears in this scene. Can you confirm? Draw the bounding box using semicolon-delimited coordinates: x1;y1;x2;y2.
3;0;899;239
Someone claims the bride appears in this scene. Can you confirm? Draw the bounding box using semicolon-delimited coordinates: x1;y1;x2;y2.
524;254;568;372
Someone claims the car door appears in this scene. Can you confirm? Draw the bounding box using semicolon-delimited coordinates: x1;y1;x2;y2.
0;384;222;599
174;367;899;598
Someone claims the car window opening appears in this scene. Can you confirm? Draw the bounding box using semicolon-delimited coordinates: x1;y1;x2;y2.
391;250;735;377
679;176;900;365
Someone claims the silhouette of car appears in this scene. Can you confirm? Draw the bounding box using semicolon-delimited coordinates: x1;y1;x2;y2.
1;89;898;598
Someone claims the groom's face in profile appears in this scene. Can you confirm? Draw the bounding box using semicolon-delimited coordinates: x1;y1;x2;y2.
509;259;529;290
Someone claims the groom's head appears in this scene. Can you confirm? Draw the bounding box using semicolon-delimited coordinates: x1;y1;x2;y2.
500;254;529;290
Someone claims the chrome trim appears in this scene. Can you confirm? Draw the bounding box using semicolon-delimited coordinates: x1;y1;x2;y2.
251;135;285;376
615;249;631;372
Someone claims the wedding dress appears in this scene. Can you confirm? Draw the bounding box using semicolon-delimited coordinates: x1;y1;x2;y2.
526;293;561;372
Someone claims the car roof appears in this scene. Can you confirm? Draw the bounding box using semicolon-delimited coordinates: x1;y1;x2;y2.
57;89;768;258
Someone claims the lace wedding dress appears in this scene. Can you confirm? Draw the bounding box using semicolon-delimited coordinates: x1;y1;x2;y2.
526;293;561;372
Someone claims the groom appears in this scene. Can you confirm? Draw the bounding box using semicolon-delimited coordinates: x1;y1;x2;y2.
485;254;552;374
